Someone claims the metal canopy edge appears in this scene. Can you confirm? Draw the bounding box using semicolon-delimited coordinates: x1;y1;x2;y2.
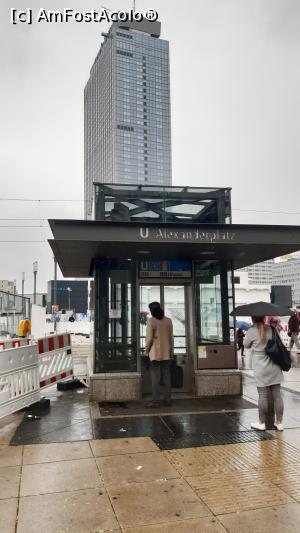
48;220;300;277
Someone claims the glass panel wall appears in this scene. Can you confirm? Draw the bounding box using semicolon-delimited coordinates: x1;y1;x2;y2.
94;184;231;224
195;260;235;367
195;260;223;345
164;285;186;355
94;259;137;372
139;284;187;354
139;285;160;350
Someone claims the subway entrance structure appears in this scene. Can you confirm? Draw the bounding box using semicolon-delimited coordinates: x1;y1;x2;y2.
49;184;300;401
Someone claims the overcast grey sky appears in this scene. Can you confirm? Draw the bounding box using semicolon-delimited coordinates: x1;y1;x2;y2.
1;0;300;293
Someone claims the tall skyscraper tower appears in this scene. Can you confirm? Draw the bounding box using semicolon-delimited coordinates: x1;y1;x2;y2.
84;19;172;219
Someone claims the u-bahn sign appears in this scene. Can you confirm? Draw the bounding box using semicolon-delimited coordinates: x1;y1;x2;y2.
139;227;236;243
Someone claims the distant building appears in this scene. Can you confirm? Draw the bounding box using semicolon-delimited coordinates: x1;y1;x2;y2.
47;280;88;314
24;293;47;307
0;290;30;337
0;280;16;294
272;257;300;305
237;259;274;286
270;285;292;308
84;19;172;219
234;271;270;308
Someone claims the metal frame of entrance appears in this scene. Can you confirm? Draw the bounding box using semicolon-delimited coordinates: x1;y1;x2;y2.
93;183;232;226
137;279;196;393
92;257;235;376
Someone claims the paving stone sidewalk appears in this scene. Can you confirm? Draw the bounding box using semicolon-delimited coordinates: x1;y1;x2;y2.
1;370;300;532
2;435;300;532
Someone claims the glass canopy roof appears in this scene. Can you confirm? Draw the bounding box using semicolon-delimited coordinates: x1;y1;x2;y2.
93;183;232;225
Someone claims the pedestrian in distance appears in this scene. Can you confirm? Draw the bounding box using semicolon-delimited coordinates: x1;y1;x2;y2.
144;301;174;408
287;311;300;352
266;316;283;334
236;328;245;357
244;316;284;431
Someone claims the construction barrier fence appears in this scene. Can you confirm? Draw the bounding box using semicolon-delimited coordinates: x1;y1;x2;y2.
0;334;73;419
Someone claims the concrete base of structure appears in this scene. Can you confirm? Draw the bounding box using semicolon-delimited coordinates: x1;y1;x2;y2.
194;369;242;397
89;372;142;402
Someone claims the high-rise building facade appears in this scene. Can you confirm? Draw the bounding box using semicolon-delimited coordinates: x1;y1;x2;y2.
237;259;274;286
0;280;16;294
272;257;300;305
84;20;172;219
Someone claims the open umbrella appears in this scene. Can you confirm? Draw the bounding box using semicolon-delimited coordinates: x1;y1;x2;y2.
231;301;292;317
236;320;252;330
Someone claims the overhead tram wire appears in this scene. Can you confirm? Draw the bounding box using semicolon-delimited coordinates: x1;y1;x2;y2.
0;198;299;216
0;240;47;243
0;226;49;228
0;198;83;202
0;218;48;221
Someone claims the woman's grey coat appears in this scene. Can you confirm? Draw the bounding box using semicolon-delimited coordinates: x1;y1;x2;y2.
244;324;283;387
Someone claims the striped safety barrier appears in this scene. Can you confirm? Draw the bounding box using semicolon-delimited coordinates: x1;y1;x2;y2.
0;338;31;351
38;334;71;355
0;345;40;419
38;334;73;390
0;334;74;419
39;369;73;389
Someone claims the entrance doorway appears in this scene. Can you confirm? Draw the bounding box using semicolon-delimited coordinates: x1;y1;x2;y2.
139;283;194;394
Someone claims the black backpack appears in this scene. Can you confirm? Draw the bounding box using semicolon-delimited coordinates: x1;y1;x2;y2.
265;326;291;372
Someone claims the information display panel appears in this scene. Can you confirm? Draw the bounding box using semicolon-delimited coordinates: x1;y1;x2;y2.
139;260;191;278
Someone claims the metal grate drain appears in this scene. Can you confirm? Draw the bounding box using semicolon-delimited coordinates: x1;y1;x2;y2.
154;430;274;450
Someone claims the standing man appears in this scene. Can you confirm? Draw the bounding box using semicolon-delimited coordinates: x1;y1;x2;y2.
144;301;174;408
288;311;300;352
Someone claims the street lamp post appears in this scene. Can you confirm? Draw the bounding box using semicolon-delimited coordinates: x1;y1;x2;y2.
67;287;72;310
22;272;25;299
22;272;25;315
13;280;16;307
33;261;38;305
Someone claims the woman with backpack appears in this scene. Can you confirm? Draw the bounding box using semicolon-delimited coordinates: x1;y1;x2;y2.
244;316;284;431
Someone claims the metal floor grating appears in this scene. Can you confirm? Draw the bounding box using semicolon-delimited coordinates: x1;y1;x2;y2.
154;430;274;450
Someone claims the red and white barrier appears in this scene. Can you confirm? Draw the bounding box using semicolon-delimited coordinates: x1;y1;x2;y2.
0;338;31;351
38;334;71;355
38;334;73;390
0;345;40;418
0;334;73;419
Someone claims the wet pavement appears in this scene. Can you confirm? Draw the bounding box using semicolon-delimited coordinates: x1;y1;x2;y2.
10;374;300;446
2;433;300;532
11;388;93;445
99;396;256;416
2;373;300;531
11;391;260;448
